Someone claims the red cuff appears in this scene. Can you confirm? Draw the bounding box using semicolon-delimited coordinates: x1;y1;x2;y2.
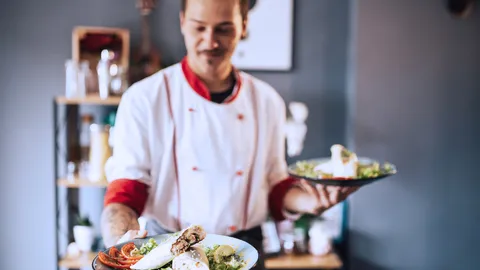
104;179;149;216
268;177;299;221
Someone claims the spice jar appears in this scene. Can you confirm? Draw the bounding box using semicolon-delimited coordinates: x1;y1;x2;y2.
88;124;111;183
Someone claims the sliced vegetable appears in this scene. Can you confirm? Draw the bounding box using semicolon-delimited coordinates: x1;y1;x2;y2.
121;243;144;260
98;251;132;269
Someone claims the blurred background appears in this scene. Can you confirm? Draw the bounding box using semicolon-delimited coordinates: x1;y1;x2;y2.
0;0;479;269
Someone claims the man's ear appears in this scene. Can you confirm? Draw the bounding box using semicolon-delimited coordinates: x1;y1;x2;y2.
179;11;185;35
240;18;248;40
178;11;185;34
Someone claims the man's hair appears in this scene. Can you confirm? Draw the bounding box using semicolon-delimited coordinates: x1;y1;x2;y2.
180;0;250;20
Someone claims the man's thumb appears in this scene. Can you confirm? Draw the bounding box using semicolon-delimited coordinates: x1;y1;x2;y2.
136;229;148;238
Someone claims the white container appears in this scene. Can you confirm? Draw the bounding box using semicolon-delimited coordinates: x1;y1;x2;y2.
73;225;95;252
308;220;333;256
261;221;281;254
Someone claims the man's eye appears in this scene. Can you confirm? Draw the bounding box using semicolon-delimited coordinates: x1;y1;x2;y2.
196;26;206;32
216;27;233;34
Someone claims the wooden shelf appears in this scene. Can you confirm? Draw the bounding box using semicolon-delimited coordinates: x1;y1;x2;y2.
55;95;122;105
58;251;96;268
57;177;108;188
265;253;343;269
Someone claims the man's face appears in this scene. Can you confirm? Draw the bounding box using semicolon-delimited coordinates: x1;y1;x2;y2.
180;0;246;75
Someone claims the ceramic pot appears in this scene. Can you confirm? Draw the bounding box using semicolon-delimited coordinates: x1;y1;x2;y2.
73;225;95;252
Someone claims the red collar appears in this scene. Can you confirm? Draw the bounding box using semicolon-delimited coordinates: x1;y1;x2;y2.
180;57;242;103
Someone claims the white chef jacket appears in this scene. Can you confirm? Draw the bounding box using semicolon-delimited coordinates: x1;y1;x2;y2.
105;60;292;236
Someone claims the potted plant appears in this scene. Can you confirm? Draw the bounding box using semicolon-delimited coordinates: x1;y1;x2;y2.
73;214;95;252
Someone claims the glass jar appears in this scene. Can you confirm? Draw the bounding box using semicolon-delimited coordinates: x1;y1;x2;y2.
66;161;77;183
88;124;111;183
65;59;89;98
65;60;80;98
109;64;128;96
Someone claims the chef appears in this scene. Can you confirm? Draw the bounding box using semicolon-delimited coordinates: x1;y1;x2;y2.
100;0;358;267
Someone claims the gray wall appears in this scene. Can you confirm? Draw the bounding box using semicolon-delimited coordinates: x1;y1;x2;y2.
0;1;141;269
348;1;480;270
0;0;350;269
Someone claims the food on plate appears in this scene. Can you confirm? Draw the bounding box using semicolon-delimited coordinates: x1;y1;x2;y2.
212;244;235;264
96;243;145;269
206;245;245;270
171;224;207;256
292;144;395;180
96;225;247;270
134;238;158;255
130;225;206;269
172;245;209;270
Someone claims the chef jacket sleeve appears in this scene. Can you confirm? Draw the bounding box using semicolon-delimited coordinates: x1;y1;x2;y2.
267;97;303;221
103;87;150;215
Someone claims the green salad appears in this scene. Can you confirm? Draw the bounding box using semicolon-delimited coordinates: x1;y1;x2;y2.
205;245;245;270
134;238;159;255
290;144;396;179
292;160;395;179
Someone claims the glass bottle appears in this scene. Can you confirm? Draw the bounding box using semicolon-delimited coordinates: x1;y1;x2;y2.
79;114;94;179
88;124;111;183
77;60;90;98
65;59;80;98
97;50;113;100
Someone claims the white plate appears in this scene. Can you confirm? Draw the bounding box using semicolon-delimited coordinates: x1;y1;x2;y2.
92;233;259;270
288;157;397;186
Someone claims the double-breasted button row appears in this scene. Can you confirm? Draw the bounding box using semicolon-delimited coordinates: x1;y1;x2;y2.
190;167;244;177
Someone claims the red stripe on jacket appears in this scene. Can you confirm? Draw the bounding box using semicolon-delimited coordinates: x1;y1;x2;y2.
268;177;299;221
104;179;148;216
181;56;242;103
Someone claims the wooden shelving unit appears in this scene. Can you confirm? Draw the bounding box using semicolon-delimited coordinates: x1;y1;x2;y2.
55;95;122;105
57;177;108;188
54;95;119;270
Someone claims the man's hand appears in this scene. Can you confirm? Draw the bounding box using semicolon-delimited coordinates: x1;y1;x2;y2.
116;229;148;245
101;203;145;247
284;179;360;216
300;179;359;215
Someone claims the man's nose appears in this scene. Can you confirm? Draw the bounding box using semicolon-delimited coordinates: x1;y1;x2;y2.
203;29;219;50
